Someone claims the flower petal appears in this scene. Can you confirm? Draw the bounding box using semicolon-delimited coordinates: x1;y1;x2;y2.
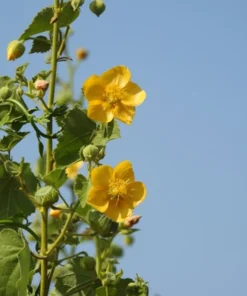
105;200;132;222
83;75;105;101
113;160;135;182
121;82;146;106
126;181;146;207
88;101;114;123
91;165;113;188
101;66;131;88
87;187;109;212
112;103;135;125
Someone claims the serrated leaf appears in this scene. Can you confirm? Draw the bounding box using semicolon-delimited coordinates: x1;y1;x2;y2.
29;36;51;54
0;229;31;296
53;257;99;296
43;168;67;189
74;174;90;207
54;107;97;167
19;3;80;41
76;203;92;223
92;120;121;146
0;130;29;151
0;162;37;219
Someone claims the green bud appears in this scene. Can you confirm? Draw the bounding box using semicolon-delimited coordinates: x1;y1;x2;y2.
109;244;124;258
80;256;96;270
34;186;59;207
124;235;135;246
89;0;106;17
71;0;84;11
16;87;24;96
81;144;99;161
0;86;12;100
7;40;25;61
89;210;118;237
97;146;106;160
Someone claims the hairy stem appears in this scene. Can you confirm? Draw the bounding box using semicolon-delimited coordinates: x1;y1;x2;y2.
40;207;48;296
40;0;60;295
95;235;102;279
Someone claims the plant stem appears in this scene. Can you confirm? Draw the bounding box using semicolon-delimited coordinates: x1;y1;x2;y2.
95;235;102;279
40;207;48;296
46;0;60;174
40;1;60;295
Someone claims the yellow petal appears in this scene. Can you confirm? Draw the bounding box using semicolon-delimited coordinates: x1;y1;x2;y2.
65;161;84;179
88;101;114;123
87;187;109;212
83;75;105;101
101;66;131;88
113;160;135;182
121;82;146;106
112;103;135;125
126;181;146;207
105;200;132;222
91;165;113;189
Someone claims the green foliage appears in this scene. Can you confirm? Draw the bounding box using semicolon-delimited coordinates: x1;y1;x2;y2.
54;107;97;167
29;36;51;54
0;129;29;151
74;174;91;207
0;229;31;296
19;3;80;41
52;257;99;295
43;168;67;189
0;160;37;219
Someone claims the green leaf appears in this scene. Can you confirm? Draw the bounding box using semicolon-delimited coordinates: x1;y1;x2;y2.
116;278;135;296
0;162;37;219
96;286;117;296
53;257;99;296
74;174;91;207
54;107;97;167
92;120;121;146
43;168;67;189
19;3;80;41
76;203;92;223
16;63;29;76
29;36;51;54
0;229;31;296
0;130;29;151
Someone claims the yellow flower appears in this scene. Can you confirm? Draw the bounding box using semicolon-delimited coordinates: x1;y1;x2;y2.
87;160;146;222
65;161;84;179
83;65;146;124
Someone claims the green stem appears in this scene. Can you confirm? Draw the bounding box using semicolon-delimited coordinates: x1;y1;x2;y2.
40;207;48;296
46;0;59;174
95;235;102;279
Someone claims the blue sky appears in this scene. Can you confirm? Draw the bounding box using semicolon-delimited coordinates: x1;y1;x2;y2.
1;0;247;295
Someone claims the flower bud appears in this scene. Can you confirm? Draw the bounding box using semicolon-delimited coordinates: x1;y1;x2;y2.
34;186;59;207
76;48;88;61
80;256;96;270
0;86;12;100
124;235;135;246
121;215;142;229
81;144;99;161
34;79;49;91
7;40;25;61
89;0;106;17
109;244;124;258
89;210;118;237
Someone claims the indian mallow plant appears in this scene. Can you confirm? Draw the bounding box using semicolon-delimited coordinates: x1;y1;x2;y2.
0;0;149;295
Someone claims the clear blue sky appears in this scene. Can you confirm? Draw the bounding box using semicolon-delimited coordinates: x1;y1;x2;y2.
1;1;247;295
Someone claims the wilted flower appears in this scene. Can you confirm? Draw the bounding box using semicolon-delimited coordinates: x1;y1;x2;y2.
122;215;142;228
87;160;146;222
83;65;146;124
76;48;88;60
34;79;49;91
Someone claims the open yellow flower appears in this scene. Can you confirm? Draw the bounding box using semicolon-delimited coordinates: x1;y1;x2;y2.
83;65;146;124
87;160;146;222
65;161;84;179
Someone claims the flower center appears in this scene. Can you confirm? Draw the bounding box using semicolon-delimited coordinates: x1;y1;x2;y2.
104;85;123;107
108;178;129;204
